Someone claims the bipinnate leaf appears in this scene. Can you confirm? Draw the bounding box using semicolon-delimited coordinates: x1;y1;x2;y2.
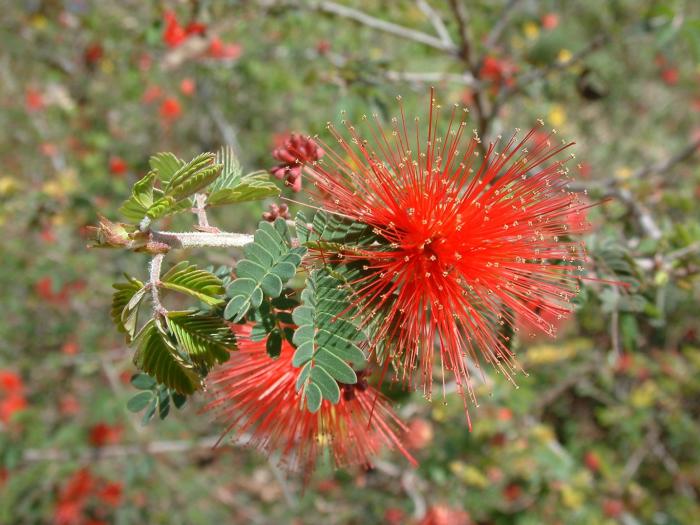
224;218;306;322
111;275;146;341
206;175;280;206
291;268;366;412
133;321;201;395
160;261;225;306
165;311;234;369
149;152;184;183
210;146;242;191
119;172;156;223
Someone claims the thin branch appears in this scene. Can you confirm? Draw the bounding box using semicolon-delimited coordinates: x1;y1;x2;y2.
495;34;608;104
383;70;477;87
633;136;700;180
447;0;473;66
482;0;524;51
415;0;454;48
620;424;660;486
206;100;241;153
532;362;598;416
569;136;700;240
665;240;700;263
309;0;457;53
23;436;229;462
150;230;253;249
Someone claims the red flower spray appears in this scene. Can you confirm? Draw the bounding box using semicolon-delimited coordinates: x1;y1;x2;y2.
304;91;590;426
206;326;415;474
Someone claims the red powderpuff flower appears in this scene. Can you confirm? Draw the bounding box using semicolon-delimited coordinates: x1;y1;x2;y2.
271;134;324;192
205;326;415;474
304;92;590;426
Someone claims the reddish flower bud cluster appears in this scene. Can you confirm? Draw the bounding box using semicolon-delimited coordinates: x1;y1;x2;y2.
262;202;290;222
270;134;324;192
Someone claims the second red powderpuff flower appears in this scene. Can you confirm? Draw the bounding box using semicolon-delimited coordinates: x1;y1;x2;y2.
305;91;590;426
205;326;415;474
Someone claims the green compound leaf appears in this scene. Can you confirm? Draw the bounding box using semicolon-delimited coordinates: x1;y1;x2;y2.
207;147;279;204
133;321;201;395
160;261;225;306
210;146;242;191
164;152;219;197
207;174;280;206
302;210;378;251
292;268;366;412
119;172;156;223
149;152;184;183
305;382;323;413
127;391;153;412
165;311;234;369
111;275;146;342
144;195;192;220
224;218;306;322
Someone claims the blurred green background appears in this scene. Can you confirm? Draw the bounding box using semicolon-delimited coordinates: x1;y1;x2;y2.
2;1;700;523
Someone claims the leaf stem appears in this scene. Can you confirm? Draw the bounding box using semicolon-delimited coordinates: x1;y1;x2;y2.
149;254;168;317
150;230;254;248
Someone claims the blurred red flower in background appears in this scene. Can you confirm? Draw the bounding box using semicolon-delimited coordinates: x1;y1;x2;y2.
25;88;45;112
162;11;188;48
541;13;560;30
159;97;182;121
97;482;123;507
479;56;517;92
83;42;104;67
270;133;324;191
141;85;162;104
419;505;471;525
88;423;122;447
207;37;242;60
53;468;123;525
108;156;128;176
206;326;415;475
180;77;196;97
54;468;94;525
